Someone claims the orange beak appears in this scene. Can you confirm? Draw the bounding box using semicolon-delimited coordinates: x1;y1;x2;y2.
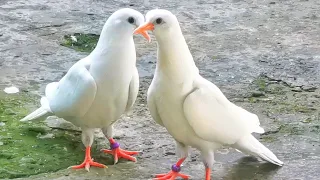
134;23;155;43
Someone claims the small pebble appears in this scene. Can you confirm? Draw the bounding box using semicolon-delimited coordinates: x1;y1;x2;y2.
165;151;175;156
70;35;77;42
292;87;302;92
251;91;265;97
302;86;317;92
38;133;54;139
4;86;19;94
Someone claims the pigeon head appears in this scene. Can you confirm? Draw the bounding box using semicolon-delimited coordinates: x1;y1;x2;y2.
102;8;150;41
134;9;180;42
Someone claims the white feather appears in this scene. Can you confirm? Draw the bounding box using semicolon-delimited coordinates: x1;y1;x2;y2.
20;97;52;122
232;134;283;166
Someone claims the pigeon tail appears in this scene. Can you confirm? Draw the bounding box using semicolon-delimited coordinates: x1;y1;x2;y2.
20;97;52;122
232;134;284;166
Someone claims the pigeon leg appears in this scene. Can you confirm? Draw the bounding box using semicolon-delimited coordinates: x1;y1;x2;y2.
154;158;190;180
70;128;107;171
205;167;211;180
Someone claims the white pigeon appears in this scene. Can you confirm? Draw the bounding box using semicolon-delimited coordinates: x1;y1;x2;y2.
134;9;283;180
20;8;150;171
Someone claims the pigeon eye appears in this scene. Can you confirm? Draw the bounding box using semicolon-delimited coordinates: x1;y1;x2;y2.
155;18;163;24
127;17;135;24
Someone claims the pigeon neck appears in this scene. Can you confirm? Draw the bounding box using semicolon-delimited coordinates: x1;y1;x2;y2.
93;25;132;54
156;29;199;80
88;24;136;70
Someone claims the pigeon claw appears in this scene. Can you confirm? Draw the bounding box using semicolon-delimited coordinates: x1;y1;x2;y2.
154;163;190;180
102;141;139;164
70;159;107;172
154;171;190;180
69;146;107;171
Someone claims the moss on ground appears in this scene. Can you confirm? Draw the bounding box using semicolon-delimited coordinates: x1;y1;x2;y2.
277;124;304;135
61;33;99;53
254;77;267;92
245;75;320;140
247;76;319;114
0;93;96;179
259;135;277;143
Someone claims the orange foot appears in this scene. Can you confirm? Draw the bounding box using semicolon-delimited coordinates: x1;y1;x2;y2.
154;166;190;180
154;158;190;180
102;138;139;164
70;146;107;171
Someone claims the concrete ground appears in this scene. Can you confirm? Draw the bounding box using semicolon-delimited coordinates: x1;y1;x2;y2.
0;0;319;179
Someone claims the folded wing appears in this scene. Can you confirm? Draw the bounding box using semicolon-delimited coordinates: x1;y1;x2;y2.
183;78;264;144
46;58;97;118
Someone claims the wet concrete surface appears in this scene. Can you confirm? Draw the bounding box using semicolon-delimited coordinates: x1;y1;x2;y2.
0;0;319;179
